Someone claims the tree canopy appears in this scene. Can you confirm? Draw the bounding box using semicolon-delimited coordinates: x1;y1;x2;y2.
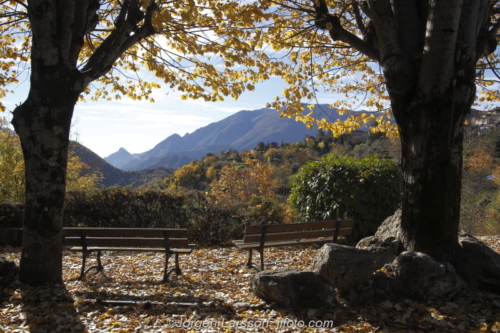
2;0;500;285
241;0;500;263
0;0;274;108
0;0;279;285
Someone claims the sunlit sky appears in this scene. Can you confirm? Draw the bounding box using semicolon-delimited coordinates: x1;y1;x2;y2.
2;64;497;159
1;74;340;158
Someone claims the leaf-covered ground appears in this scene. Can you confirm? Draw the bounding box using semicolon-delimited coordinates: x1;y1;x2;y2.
2;237;500;332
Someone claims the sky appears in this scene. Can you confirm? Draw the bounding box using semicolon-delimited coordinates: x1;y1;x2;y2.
2;61;497;160
1;74;340;159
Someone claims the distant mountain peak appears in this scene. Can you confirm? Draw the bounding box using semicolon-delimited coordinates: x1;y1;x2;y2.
104;146;136;169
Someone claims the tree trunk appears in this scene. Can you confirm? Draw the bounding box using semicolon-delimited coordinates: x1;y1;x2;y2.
12;75;80;286
396;88;471;263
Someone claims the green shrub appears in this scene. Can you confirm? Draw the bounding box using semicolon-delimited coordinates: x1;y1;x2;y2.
64;188;187;228
289;154;402;242
238;196;289;225
184;192;243;246
0;202;23;228
3;187;292;246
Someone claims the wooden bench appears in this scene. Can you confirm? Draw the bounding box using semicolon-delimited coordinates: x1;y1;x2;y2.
233;220;354;270
63;227;195;282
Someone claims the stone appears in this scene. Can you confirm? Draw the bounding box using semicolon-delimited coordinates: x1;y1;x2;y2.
349;269;402;304
251;269;337;308
390;251;463;299
312;243;375;295
375;209;402;240
455;233;500;293
350;251;464;304
356;236;401;270
425;262;464;300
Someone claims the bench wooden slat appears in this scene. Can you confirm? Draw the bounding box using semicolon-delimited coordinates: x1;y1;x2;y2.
243;229;337;243
243;220;354;234
336;228;352;237
63;228;188;238
234;219;354;271
69;246;193;253
62;227;194;282
64;237;190;248
234;237;337;249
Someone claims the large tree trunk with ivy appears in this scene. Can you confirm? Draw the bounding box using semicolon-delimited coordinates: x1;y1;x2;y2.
313;0;498;263
11;0;157;285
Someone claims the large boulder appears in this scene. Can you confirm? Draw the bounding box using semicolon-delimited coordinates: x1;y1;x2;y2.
375;209;402;240
312;243;374;295
455;233;500;293
251;269;337;308
356;236;401;270
350;251;464;304
390;251;463;299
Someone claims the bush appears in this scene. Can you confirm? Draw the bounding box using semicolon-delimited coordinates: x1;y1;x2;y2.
2;187;292;246
289;154;402;242
0;202;23;228
64;188;188;228
184;192;243;246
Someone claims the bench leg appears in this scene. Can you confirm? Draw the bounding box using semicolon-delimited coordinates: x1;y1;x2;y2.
258;249;264;271
83;251;105;277
175;253;181;275
79;251;88;280
96;250;103;271
246;249;253;268
163;252;173;282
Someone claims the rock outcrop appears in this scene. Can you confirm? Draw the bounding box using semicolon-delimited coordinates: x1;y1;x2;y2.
312;243;374;295
455;233;500;293
356;236;401;270
350;251;464;304
251;269;337;308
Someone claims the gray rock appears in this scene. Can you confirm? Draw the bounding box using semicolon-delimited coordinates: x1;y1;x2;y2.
375;209;402;240
350;251;464;304
312;243;375;295
390;251;462;299
251;269;337;308
349;269;402;304
425;262;463;300
356;236;401;270
455;233;500;293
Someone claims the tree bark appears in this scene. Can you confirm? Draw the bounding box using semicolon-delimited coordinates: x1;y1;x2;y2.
311;0;495;263
12;67;81;285
396;90;471;263
10;0;157;285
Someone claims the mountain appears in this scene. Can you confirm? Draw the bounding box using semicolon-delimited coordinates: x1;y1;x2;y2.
71;142;174;188
104;147;136;169
119;104;367;171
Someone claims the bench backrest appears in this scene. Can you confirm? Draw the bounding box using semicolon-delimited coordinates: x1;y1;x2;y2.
241;220;354;244
63;227;190;249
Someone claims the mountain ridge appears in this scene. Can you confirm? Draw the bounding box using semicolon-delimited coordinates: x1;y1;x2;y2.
109;105;367;170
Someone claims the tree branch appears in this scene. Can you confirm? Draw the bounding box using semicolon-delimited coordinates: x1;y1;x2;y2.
351;2;365;33
68;0;100;66
417;0;462;95
391;0;423;57
312;0;379;61
80;0;157;84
